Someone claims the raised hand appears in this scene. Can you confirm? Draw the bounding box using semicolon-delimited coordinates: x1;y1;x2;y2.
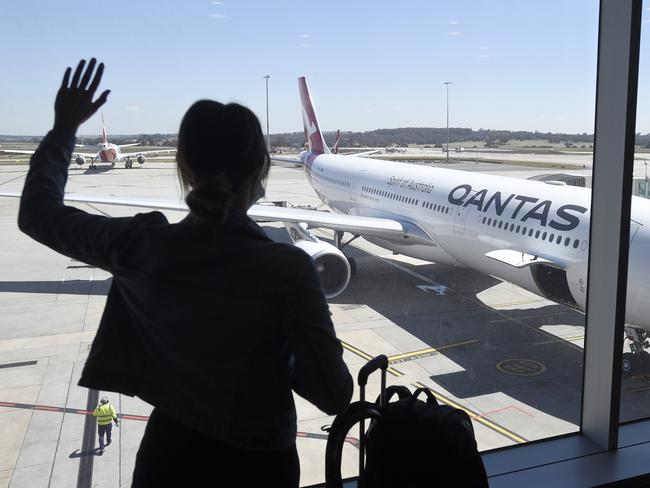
53;58;110;135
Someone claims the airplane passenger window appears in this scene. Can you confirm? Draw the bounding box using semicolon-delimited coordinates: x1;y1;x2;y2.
565;237;571;246
556;235;562;245
549;233;555;241
542;232;547;240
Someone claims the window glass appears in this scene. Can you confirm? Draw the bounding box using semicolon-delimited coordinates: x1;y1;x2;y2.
0;1;600;486
620;5;650;423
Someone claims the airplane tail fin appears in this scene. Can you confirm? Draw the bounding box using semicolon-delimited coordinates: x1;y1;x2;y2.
332;129;341;154
101;114;108;144
299;77;331;155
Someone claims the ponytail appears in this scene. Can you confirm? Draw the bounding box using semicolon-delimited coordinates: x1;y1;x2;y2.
185;173;236;222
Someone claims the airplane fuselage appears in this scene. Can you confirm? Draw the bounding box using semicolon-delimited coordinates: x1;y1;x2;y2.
303;152;650;328
98;143;119;162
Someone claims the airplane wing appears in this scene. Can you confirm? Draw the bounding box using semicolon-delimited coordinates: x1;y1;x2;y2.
122;148;176;156
0;149;36;155
349;149;381;157
271;156;302;164
117;143;140;148
1;149;98;159
485;248;568;269
0;191;434;244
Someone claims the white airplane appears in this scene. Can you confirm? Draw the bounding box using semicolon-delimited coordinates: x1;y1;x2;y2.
0;115;175;169
2;78;649;373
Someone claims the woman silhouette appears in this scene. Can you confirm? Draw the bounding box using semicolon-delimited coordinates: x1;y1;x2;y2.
18;59;353;487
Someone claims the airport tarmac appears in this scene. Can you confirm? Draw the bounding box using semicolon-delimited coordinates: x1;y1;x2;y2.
1;161;649;487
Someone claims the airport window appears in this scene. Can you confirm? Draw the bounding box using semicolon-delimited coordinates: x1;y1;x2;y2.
11;2;650;487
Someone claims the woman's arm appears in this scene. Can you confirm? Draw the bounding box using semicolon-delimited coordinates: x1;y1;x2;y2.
18;59;164;270
282;251;354;415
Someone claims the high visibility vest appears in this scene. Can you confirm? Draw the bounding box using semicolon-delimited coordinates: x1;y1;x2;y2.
93;404;117;426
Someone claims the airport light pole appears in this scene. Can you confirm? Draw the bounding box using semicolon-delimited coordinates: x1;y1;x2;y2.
443;81;452;163
264;75;271;154
645;160;648;197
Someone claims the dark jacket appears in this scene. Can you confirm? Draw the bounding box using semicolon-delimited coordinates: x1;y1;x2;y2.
18;130;353;450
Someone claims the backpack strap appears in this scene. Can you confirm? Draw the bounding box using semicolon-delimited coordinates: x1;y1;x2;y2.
410;387;439;407
377;385;412;405
325;401;381;488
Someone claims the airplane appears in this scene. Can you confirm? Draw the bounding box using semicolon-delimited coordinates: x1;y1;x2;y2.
0;114;175;169
1;77;649;373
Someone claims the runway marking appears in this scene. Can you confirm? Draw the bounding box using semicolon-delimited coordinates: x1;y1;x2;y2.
0;400;357;446
412;381;527;444
0;360;37;369
533;335;584;346
496;358;546;376
387;339;479;365
478;404;535;419
340;341;404;377
489;311;570;324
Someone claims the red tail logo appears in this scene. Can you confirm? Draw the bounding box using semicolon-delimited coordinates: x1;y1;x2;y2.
298;77;330;155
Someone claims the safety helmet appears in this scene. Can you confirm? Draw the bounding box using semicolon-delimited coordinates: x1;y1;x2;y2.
100;397;109;405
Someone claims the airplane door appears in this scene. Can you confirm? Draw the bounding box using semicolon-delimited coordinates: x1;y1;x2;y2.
453;191;476;234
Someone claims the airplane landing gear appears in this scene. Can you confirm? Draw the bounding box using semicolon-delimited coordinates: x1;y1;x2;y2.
125;159;133;169
623;326;650;376
334;230;359;276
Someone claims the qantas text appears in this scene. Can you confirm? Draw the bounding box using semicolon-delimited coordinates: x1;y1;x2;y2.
447;184;587;231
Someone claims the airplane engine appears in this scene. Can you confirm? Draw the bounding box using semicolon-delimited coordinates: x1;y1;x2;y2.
136;155;146;165
292;239;351;298
75;156;86;166
530;262;581;309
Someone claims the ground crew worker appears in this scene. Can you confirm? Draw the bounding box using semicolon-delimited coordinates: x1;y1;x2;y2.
93;396;118;454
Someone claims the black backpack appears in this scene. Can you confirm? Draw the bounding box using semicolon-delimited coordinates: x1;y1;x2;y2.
326;356;488;488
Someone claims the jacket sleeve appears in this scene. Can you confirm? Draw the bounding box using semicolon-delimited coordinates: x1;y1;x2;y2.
282;250;353;415
17;130;166;271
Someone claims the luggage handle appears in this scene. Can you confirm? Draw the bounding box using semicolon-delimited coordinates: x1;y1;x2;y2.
357;355;389;387
357;355;388;486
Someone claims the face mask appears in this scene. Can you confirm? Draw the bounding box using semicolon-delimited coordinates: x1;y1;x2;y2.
253;181;266;202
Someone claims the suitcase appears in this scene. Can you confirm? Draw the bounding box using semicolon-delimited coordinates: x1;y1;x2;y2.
325;355;488;488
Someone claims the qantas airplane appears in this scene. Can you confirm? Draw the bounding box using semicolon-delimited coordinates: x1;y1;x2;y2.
1;115;175;169
1;78;649;372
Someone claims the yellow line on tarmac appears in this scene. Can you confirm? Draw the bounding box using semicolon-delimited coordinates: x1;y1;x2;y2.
387;339;479;363
412;381;527;444
340;341;403;377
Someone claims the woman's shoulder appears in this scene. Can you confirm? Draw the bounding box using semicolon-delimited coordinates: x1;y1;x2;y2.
264;240;314;269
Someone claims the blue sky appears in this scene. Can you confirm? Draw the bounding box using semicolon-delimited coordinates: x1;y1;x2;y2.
1;1;648;135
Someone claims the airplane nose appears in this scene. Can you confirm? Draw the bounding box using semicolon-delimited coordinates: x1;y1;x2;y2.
626;222;650;326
